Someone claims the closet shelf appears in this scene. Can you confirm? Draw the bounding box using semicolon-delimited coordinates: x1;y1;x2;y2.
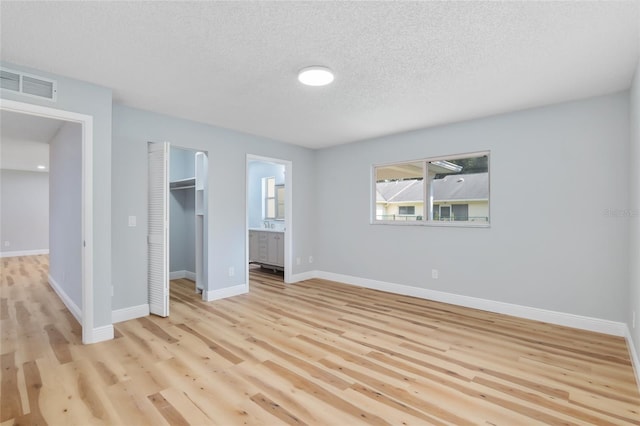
170;177;195;190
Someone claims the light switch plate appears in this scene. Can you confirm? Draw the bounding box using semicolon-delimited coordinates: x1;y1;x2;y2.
128;216;137;227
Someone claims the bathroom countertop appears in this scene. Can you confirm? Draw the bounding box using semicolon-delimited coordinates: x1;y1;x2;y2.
248;228;284;233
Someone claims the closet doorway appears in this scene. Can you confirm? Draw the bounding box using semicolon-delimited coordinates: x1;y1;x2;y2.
148;142;208;317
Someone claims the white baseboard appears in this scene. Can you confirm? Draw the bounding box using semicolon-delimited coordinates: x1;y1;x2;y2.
112;304;149;323
49;274;114;344
313;270;627;337
1;249;49;258
624;326;640;393
282;269;639;385
204;283;248;301
48;274;81;324
288;270;318;283
84;325;114;344
170;270;196;281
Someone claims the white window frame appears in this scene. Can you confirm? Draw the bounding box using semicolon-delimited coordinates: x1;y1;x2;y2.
263;176;276;220
372;151;490;228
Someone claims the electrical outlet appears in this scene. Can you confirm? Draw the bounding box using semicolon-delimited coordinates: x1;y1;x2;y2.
228;266;235;277
308;256;314;264
3;241;9;247
128;216;137;227
432;269;439;279
296;257;301;265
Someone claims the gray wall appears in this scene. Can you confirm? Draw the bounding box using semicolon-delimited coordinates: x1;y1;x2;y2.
248;161;285;229
170;189;196;273
170;147;196;273
0;61;113;329
315;92;630;322
170;146;196;181
3;60;635;346
111;104;316;310
630;61;640;358
49;122;82;308
0;169;49;253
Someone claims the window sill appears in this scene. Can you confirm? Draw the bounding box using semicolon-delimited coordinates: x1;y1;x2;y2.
371;220;490;228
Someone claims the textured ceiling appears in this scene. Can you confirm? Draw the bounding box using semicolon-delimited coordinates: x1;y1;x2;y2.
1;1;639;149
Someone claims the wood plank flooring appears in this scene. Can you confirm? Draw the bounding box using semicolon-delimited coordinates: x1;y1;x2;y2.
1;255;639;425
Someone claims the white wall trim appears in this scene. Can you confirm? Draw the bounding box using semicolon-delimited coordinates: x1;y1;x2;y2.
85;325;114;344
289;271;318;283
624;326;640;393
314;270;627;337
169;270;196;281
48;274;81;324
169;270;184;280
204;283;248;301
0;249;49;258
112;304;150;324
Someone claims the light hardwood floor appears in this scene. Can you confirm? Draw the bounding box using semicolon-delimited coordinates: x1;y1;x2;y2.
1;255;639;425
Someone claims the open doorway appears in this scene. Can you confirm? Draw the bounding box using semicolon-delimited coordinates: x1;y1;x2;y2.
169;146;208;293
246;155;292;286
0;100;94;343
147;142;208;317
1;111;54;258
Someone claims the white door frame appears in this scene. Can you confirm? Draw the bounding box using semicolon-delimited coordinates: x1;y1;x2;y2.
0;99;94;343
246;154;292;284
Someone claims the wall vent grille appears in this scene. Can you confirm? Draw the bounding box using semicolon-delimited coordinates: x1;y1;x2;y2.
0;67;57;101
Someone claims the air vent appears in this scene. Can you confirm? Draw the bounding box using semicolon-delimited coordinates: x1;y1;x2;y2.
0;67;57;101
0;70;20;91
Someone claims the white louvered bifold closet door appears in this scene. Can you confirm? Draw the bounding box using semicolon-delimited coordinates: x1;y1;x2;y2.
148;142;169;317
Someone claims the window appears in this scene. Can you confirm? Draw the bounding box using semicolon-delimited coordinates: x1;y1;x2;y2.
263;177;276;219
373;152;489;226
452;204;469;221
398;206;415;215
276;185;285;220
439;205;451;220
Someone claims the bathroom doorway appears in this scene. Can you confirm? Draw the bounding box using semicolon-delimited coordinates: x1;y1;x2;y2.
246;155;292;286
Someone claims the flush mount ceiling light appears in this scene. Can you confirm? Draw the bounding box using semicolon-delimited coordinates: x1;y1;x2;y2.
298;66;334;86
37;165;46;170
